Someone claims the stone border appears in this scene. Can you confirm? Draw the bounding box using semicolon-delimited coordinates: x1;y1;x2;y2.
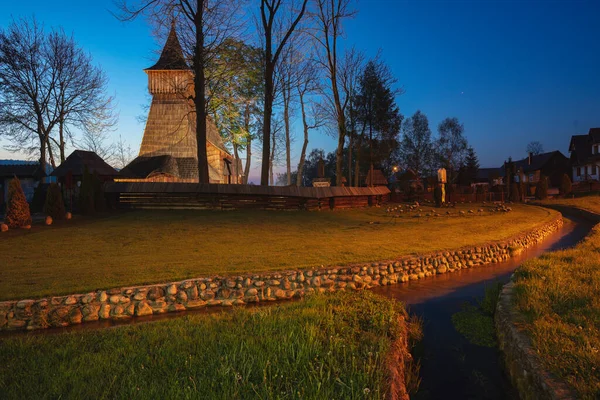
0;212;563;332
495;204;600;400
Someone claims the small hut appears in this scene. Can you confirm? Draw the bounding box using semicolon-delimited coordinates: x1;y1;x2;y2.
364;169;388;187
51;150;118;185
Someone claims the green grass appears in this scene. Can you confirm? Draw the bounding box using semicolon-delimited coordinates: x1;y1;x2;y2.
512;196;600;399
0;291;417;399
0;204;556;300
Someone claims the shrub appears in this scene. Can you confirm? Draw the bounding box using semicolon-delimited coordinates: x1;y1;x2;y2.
510;182;520;202
5;177;32;228
92;172;106;212
44;183;66;220
433;185;442;207
535;175;548;200
559;173;572;196
79;166;95;214
30;184;47;213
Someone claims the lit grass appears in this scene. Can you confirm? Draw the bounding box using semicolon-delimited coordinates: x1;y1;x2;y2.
512;197;600;399
0;291;414;399
0;204;556;300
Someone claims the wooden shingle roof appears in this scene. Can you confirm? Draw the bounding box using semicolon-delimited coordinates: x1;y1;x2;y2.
145;23;189;71
51;150;118;178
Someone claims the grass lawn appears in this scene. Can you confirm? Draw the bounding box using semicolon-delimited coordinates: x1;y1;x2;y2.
0;291;418;399
513;196;600;399
0;203;557;300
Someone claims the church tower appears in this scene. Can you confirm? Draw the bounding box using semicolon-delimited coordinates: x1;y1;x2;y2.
120;23;239;183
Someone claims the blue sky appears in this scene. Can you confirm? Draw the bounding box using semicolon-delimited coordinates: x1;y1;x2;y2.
1;0;599;183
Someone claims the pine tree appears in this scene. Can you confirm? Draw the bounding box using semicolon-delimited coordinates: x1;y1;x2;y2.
560;173;572;196
5;177;32;228
44;183;66;219
92;171;106;212
464;147;479;185
535;175;548;200
79;165;95;214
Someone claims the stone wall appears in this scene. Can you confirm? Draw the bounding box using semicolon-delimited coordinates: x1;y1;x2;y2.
495;204;600;400
0;214;563;332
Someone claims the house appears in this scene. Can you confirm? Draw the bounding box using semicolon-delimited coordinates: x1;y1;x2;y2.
0;162;46;209
365;169;388;187
569;128;600;182
475;168;503;186
502;151;570;188
118;23;241;184
51;150;118;185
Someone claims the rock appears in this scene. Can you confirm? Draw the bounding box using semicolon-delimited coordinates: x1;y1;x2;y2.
136;301;153;317
81;293;96;304
64;296;78;305
98;291;108;302
133;291;146;301
167;284;177;296
0;224;8;232
99;304;111;319
177;291;188;303
245;288;258;297
109;295;120;304
147;287;164;301
437;266;448;274
185;300;207;309
69;308;83;324
65;212;72;220
274;289;286;299
82;305;100;322
45;216;53;226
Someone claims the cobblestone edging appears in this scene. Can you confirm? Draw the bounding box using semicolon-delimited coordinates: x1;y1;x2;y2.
495;205;600;400
1;214;563;332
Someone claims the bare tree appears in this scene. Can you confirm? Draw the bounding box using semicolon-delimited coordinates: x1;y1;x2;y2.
114;134;136;169
526;141;544;156
47;29;117;164
436;117;467;182
116;0;246;183
79;128;115;163
311;0;355;186
259;0;309;186
0;18;58;173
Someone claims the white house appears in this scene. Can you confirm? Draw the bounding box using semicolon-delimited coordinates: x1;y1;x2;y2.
569;128;600;182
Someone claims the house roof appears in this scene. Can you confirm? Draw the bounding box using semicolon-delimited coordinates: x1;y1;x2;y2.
476;168;502;181
145;23;189;71
500;151;568;175
0;162;46;180
365;169;388;186
51;150;118;178
569;128;600;166
119;155;221;182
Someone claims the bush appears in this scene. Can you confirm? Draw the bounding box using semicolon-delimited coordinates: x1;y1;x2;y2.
433;185;442;207
30;184;47;213
559;173;572;196
79;166;95;215
5;177;32;228
44;183;66;220
510;182;520;202
92;172;106;212
535;175;548;200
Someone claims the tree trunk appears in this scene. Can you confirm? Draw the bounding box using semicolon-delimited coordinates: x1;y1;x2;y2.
194;1;210;184
269;126;276;185
58;118;66;163
46;138;56;169
39;133;47;175
296;91;309;187
283;86;291;185
243;103;251;184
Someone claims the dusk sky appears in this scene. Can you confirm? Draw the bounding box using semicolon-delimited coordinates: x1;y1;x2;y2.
1;0;599;183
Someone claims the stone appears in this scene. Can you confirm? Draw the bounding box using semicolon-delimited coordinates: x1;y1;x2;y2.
81;293;96;304
16;300;34;309
437;266;448;274
133;291;146;301
44;216;53;226
82;305;100;322
246;288;258;297
64;296;78;305
167;284;178;296
254;281;265;287
177;291;188;303
187;285;199;300
136;302;153;317
109;295;120;304
65;212;72;220
99;304;111;319
274;289;286;299
69;308;83;324
185;300;207;309
98;291;108;302
112;305;125;317
147;287;165;301
0;224;8;232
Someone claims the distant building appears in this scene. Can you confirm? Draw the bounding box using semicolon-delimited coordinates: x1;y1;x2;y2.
51;150;118;185
0;162;46;207
118;23;241;184
503;151;570;188
569;128;600;182
365;169;388;187
475;168;503;186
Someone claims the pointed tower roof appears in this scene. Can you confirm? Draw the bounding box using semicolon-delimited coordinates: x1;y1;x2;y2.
145;22;189;71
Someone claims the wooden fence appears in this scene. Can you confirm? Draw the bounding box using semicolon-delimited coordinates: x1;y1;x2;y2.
104;182;390;211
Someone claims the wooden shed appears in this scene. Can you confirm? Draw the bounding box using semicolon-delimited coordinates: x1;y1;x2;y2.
51;150;118;184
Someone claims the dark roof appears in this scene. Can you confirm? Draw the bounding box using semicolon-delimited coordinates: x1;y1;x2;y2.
476;168;502;182
119;155;221;181
589;128;600;144
145;24;189;71
365;169;388;186
51;150;118;178
569;128;600;166
500;151;568;175
0;162;46;180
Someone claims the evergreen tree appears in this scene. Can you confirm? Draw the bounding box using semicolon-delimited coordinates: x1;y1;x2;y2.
92;171;106;212
535;175;548;200
464;147;480;185
560;173;572;196
5;177;32;228
44;183;66;220
79;165;95;214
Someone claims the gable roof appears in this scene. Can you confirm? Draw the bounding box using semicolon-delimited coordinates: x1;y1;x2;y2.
365;169;388;186
119;155;222;182
145;23;189;71
0;162;46;180
500;151;568;175
51;150;118;178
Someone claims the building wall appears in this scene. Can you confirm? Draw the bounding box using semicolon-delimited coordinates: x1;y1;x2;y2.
572;162;600;182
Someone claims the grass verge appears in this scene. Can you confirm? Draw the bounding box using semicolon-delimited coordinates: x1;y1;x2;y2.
512;197;600;399
0;204;556;300
0;291;420;399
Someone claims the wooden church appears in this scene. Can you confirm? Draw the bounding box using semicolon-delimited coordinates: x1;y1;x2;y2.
119;24;241;184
